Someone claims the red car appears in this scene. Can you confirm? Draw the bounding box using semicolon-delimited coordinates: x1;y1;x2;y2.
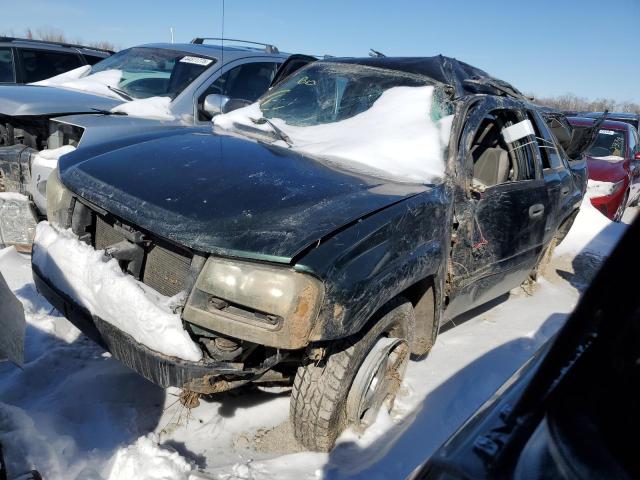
568;117;640;221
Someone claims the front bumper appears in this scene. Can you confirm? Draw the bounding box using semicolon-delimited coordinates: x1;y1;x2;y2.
33;265;277;393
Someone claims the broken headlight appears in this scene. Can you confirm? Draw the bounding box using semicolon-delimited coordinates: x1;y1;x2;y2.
46;168;73;228
184;257;324;349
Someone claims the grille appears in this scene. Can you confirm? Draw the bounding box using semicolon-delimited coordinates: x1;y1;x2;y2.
93;215;192;297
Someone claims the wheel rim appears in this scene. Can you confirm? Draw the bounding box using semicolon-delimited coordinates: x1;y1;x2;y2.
346;336;409;430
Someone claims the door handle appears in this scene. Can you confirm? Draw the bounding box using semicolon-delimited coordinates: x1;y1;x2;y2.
561;187;570;197
529;203;545;218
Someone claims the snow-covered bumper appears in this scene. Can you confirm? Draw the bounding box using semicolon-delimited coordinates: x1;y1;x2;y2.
32;264;279;393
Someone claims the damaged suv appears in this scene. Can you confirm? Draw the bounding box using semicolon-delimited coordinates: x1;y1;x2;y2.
31;56;591;451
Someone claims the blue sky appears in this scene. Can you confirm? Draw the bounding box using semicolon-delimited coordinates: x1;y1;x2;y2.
2;0;639;101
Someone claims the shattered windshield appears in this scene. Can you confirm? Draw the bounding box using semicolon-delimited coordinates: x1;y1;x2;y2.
259;62;432;126
90;47;215;100
587;128;627;160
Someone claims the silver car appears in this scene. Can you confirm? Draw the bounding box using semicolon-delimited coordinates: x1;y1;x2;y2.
0;38;289;216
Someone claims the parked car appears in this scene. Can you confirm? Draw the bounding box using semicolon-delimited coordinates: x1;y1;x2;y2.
568;117;640;221
0;36;112;85
0;38;290;215
410;215;640;480
582;111;640;132
30;55;595;452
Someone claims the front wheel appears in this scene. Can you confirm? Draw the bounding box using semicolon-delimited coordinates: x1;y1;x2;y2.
290;298;413;452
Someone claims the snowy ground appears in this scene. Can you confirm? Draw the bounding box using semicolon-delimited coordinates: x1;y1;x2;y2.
0;203;635;480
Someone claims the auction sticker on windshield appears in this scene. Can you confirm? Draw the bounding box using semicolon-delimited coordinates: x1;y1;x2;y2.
599;129;615;135
179;56;213;66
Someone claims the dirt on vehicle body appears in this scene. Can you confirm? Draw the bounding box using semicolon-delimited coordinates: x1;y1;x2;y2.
28;55;596;451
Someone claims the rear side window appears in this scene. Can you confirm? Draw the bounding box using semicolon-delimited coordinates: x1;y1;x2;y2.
530;111;564;169
19;49;83;83
0;47;15;83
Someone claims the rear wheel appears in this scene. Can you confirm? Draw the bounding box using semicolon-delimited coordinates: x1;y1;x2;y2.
290;298;413;451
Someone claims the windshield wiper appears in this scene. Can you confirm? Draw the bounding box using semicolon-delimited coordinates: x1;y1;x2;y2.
250;117;293;147
90;108;128;116
107;85;134;101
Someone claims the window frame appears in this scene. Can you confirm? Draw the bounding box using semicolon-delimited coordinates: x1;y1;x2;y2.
16;47;84;83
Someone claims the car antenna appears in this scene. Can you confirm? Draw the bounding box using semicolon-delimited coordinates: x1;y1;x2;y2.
220;0;225;73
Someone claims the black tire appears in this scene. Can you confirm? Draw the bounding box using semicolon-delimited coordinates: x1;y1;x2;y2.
290;297;414;452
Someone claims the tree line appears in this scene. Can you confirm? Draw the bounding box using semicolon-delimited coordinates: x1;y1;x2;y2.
2;27;118;51
532;93;640;114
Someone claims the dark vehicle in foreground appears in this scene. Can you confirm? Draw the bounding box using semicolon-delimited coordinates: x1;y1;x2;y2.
582;111;640;132
33;56;594;451
568;117;640;221
412;217;640;480
0;36;111;85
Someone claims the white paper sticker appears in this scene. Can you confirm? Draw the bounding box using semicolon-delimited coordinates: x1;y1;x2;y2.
179;56;213;66
501;119;536;144
599;129;615;135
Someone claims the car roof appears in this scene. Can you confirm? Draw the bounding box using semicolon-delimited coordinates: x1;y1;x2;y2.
321;55;524;99
568;116;631;131
0;36;112;56
138;42;289;61
583;111;640;120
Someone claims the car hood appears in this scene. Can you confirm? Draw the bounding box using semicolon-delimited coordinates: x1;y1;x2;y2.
586;156;628;182
59;131;428;262
0;85;121;117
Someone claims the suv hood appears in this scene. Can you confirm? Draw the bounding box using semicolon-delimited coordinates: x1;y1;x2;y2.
0;85;121;117
59;131;428;262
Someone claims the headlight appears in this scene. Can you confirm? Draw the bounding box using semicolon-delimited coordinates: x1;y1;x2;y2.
183;257;324;349
46;168;73;227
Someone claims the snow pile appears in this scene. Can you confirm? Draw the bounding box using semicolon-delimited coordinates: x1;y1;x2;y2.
214;86;453;184
590;155;624;162
32;222;203;361
0;193;37;248
586;179;617;198
554;195;626;258
32;145;77;169
32;67;124;100
107;436;193;480
111;96;175;121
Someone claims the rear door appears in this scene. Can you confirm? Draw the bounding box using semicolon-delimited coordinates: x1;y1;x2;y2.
446;98;550;319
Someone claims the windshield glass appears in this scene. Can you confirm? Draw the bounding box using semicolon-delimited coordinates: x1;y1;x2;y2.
587;128;627;159
259;62;432;126
90;47;215;100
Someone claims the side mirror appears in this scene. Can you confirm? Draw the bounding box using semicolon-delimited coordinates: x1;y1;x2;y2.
203;94;231;117
634;152;640;161
223;98;252;113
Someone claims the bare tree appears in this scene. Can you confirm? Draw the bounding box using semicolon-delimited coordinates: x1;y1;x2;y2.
533;92;640;114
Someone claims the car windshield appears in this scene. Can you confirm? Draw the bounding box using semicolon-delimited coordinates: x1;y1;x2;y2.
587;128;627;159
259;62;432;126
90;47;215;100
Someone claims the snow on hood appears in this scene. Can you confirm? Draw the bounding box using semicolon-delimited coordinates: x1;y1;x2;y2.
31;67;176;121
32;222;203;361
31;66;124;100
32;145;77;170
213;86;453;184
589;155;624;162
586;179;618;198
111;96;175;121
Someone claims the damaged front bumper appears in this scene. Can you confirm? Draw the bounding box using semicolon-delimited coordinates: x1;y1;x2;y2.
32;264;281;394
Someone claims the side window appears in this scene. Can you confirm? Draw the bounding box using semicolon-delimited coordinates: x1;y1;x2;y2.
0;47;15;83
469;109;537;188
18;49;83;83
530;111;564;169
198;62;280;120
